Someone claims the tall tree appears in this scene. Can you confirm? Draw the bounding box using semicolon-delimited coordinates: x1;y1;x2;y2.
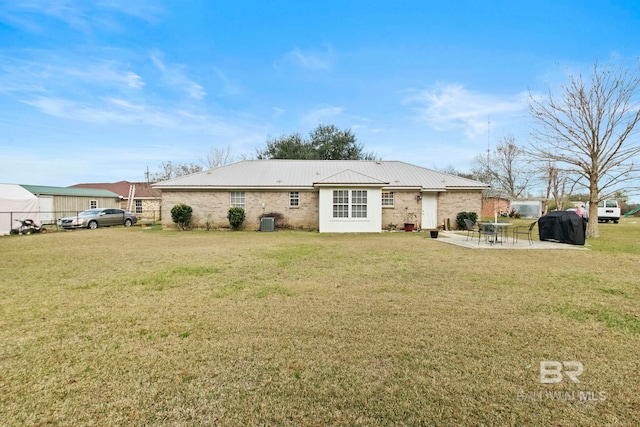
256;124;377;160
529;60;640;237
257;133;311;159
471;135;533;199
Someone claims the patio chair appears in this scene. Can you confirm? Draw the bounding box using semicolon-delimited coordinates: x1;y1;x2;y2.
478;222;499;245
462;218;480;241
512;221;536;245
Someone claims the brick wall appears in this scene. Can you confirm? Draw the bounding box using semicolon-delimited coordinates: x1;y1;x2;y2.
160;189;482;231
381;191;423;229
438;191;483;229
161;190;319;230
118;198;162;220
481;197;510;218
379;190;482;230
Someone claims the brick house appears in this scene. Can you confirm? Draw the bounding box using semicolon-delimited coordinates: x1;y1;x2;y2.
153;160;489;232
481;196;511;218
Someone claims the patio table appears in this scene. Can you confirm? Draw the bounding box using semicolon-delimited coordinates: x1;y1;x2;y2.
478;222;511;244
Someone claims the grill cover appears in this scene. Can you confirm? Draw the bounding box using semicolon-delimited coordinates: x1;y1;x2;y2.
538;211;587;245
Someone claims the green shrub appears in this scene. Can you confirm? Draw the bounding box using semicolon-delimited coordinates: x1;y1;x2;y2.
228;207;245;230
455;211;478;230
508;208;522;219
171;203;193;230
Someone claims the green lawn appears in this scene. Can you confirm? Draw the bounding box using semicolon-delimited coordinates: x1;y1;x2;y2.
1;220;639;426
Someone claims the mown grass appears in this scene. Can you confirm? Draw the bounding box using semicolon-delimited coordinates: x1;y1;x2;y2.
1;219;639;426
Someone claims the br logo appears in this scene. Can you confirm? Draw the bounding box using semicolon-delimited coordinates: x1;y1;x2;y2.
540;361;584;383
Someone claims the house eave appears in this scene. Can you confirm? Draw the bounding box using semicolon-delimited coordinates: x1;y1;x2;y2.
446;186;490;191
154;185;315;191
313;182;387;188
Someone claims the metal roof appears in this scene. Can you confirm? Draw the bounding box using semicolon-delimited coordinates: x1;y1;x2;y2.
21;185;120;198
153;160;488;191
315;169;389;186
71;181;161;198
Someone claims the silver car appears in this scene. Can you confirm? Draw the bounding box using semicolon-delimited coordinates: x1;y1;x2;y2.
57;208;137;229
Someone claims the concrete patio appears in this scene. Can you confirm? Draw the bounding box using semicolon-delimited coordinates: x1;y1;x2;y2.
433;230;589;250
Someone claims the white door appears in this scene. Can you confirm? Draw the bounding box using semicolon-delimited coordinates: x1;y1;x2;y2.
38;196;54;224
421;193;437;229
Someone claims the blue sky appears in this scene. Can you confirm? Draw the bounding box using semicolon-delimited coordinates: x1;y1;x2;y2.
1;0;640;187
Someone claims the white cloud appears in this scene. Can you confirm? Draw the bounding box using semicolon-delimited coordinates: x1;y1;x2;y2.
121;71;145;89
271;107;285;119
22;95;247;137
301;105;344;126
96;0;164;22
0;0;163;34
151;53;206;100
106;97;144;110
283;47;334;71
0;55;144;94
213;68;243;96
22;97;176;127
64;65;145;89
403;83;529;138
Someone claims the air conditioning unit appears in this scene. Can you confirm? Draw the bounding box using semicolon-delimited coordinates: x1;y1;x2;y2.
260;217;275;232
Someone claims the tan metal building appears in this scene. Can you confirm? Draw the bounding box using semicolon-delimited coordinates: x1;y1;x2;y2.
20;185;121;224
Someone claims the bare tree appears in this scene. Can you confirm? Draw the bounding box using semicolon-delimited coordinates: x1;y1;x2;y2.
148;161;203;182
436;165;475;180
529;61;640;237
541;162;564;213
149;146;236;183
471;135;533;199
201;145;235;169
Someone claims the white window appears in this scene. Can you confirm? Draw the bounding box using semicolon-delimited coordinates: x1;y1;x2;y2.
230;192;245;209
382;191;394;207
332;190;349;218
135;199;142;214
351;190;367;218
332;190;368;218
289;191;299;207
90;200;97;209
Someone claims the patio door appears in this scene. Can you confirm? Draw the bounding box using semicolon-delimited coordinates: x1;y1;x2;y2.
421;193;437;229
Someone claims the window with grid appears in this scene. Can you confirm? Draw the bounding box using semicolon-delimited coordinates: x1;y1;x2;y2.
332;190;349;218
135;199;142;214
289;191;299;207
230;191;245;209
351;190;367;218
90;200;97;209
381;191;394;207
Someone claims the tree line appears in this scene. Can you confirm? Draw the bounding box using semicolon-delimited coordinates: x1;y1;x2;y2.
149;60;640;238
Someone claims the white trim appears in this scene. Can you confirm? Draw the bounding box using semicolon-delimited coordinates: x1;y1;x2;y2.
319;188;381;233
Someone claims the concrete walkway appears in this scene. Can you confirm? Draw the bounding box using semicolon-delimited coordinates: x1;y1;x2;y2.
434;231;589;250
